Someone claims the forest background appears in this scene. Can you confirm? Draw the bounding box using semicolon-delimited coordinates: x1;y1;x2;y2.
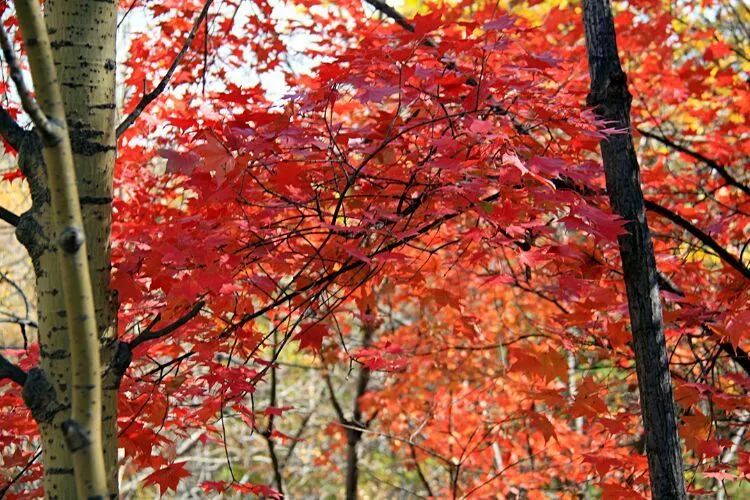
0;0;748;498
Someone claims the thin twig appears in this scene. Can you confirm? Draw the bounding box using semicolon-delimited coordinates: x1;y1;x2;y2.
638;128;750;197
645;200;750;280
0;23;54;137
116;0;214;137
0;449;41;496
129;300;205;350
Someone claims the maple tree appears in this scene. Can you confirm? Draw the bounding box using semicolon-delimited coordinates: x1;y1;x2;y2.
0;0;747;498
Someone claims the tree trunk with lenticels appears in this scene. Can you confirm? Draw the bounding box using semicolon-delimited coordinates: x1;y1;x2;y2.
8;0;118;496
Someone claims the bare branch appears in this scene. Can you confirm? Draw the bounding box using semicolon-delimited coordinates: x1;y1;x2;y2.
0;352;27;386
129;300;205;350
638;128;750;197
364;0;415;34
324;371;347;423
281;404;317;467
645;200;750;280
409;443;434;498
0;270;32;319
0;23;55;139
0;107;27;151
0;205;20;226
116;0;214;137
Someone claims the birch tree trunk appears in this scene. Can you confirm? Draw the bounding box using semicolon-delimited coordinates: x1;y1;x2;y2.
581;1;686;498
10;0;118;497
44;2;119;494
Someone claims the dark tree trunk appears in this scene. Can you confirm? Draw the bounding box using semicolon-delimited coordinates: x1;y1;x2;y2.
581;1;686;498
344;322;373;500
265;331;284;495
344;428;361;500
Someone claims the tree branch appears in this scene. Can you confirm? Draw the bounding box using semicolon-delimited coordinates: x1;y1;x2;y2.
281;386;324;468
11;0;108;493
0;353;27;386
344;322;374;500
0;205;20;226
324;372;347;424
0;23;56;139
638;128;750;197
351;322;374;426
364;0;415;33
116;0;214;138
261;330;284;495
0;107;27;152
363;0;437;48
553;177;750;281
644;200;750;280
129;300;205;350
556;176;750;376
409;443;434;497
0;270;33;323
657;272;750;377
0;449;40;497
719;342;750;376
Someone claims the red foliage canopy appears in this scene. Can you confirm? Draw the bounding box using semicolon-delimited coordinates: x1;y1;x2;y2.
0;0;748;497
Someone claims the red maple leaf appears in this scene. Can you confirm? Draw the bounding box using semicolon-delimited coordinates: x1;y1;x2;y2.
293;323;330;354
143;462;191;496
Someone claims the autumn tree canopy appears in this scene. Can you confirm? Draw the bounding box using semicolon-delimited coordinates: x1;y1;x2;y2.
0;0;748;497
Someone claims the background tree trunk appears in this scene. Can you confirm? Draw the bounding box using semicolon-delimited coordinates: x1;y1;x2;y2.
581;1;686;498
344;323;373;500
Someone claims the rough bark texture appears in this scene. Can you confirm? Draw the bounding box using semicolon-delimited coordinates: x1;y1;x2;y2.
14;130;79;499
11;0;108;495
8;0;118;497
49;0;118;494
46;0;119;494
581;1;686;498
